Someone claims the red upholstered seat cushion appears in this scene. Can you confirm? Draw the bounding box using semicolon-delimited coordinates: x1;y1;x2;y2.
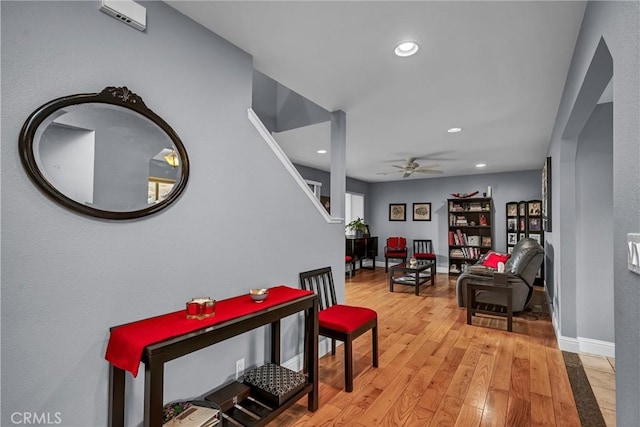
319;304;377;333
481;252;510;269
345;256;353;263
414;252;436;260
385;251;406;257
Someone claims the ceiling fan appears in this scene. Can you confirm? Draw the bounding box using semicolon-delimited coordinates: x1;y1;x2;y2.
377;157;443;178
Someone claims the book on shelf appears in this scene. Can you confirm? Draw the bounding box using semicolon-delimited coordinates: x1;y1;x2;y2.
450;249;464;259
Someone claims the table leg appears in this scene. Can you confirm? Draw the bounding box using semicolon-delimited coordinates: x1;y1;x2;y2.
307;299;319;411
144;361;164;427
271;319;281;364
414;271;419;295
466;286;473;325
108;364;125;427
389;268;394;292
507;289;513;332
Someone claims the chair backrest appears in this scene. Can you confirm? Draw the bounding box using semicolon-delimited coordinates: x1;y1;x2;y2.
504;238;544;286
386;236;407;249
299;267;337;311
413;239;433;254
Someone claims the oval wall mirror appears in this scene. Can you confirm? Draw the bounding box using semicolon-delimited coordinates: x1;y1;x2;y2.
19;87;189;219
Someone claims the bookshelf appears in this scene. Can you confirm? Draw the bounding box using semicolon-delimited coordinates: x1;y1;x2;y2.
506;200;544;285
448;197;493;274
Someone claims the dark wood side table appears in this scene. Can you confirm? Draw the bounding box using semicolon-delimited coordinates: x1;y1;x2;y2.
389;261;434;296
466;279;513;332
108;294;319;427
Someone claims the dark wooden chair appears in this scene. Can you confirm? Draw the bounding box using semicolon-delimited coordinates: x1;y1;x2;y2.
384;236;408;272
299;266;378;392
345;255;356;278
413;239;437;277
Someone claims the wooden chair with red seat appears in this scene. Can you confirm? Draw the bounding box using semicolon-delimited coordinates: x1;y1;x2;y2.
384;236;408;272
299;266;378;392
413;239;437;278
345;255;356;278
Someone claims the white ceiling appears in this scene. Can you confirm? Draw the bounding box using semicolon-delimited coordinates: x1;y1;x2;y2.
167;1;587;182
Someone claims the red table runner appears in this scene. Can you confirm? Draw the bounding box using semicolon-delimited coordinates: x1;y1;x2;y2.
105;286;313;377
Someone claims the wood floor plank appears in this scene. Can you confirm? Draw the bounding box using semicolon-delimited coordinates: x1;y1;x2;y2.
545;347;581;427
490;333;514;391
357;367;414;426
278;269;582;427
530;392;557;427
479;388;509;427
464;353;496;409
430;395;464;426
529;343;552;397
417;346;466;412
454;403;483;427
506;396;531;427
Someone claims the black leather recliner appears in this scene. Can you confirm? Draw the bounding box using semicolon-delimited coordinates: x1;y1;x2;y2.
456;238;544;312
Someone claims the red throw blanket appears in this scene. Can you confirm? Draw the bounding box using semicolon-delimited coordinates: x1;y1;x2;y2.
105;286;313;377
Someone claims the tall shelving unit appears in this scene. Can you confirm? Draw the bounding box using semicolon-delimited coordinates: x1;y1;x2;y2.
506;199;544;285
448;197;493;274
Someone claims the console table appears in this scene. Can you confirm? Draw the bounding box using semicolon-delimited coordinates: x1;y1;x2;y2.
346;236;378;270
106;289;319;427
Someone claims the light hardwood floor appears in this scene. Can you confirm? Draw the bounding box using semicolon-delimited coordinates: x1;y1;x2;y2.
580;353;616;426
274;267;582;427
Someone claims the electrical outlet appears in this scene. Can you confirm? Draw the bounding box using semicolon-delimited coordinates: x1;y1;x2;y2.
235;358;244;380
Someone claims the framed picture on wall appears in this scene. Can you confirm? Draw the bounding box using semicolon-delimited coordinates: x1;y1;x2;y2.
389;203;406;221
529;201;542;216
508;233;517;245
519;202;527;217
529;218;541;231
412;202;431;221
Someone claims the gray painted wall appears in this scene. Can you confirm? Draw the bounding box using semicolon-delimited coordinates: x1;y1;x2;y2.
545;1;640;424
1;2;343;426
576;102;614;343
295;163;371;209
369;170;542;269
252;70;330;133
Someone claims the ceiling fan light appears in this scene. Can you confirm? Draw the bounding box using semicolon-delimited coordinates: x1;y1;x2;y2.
447;127;462;133
164;150;179;167
395;41;419;57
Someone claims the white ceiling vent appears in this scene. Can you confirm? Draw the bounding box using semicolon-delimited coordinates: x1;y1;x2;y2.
100;0;146;32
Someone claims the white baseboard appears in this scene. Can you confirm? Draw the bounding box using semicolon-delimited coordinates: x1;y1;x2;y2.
281;337;338;372
552;316;615;357
556;335;581;353
577;337;615;358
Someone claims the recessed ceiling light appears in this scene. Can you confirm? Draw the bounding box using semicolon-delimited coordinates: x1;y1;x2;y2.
447;127;462;133
394;41;419;57
476;163;486;168
317;149;327;154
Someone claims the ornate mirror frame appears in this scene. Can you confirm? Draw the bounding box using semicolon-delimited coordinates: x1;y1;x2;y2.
19;86;190;220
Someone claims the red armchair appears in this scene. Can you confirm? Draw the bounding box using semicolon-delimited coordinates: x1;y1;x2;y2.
299;267;378;392
384;236;408;272
413;239;436;277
